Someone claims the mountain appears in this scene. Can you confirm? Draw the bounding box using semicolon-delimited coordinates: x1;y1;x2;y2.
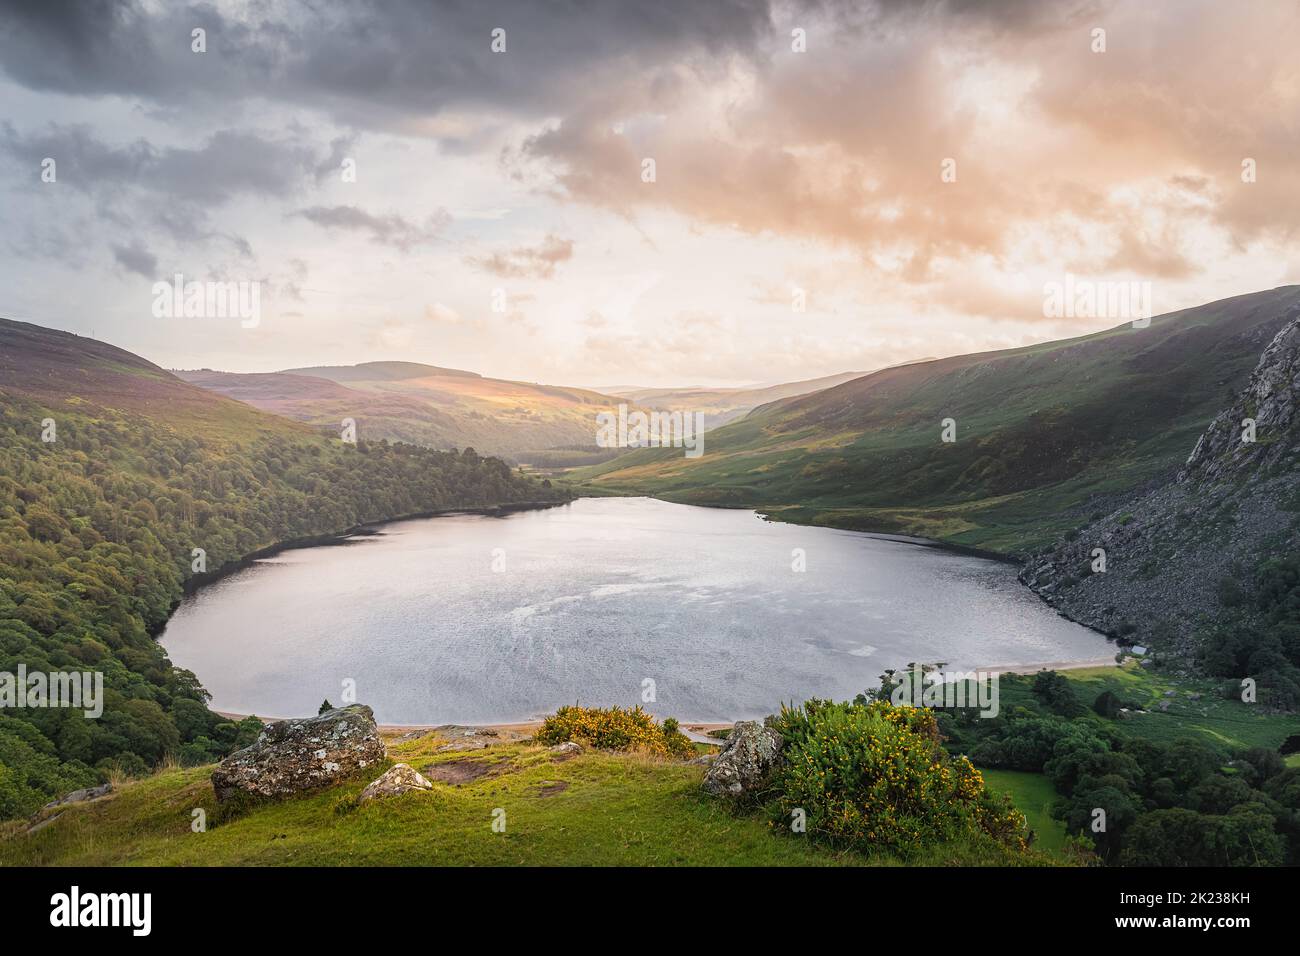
0;318;565;818
602;371;871;429
574;286;1300;555
176;362;635;465
0;318;306;441
179;363;874;465
1020;311;1300;667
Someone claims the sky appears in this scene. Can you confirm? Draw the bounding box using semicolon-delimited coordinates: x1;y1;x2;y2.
1;0;1298;388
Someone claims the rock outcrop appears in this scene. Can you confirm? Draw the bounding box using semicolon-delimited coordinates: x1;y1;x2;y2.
359;763;433;803
41;782;113;810
1182;315;1300;483
702;721;784;797
211;704;385;802
1020;311;1300;654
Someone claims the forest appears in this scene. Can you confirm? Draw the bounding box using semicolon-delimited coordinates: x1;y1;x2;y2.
0;389;566;818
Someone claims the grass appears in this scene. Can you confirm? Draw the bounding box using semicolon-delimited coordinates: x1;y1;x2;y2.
7;668;1278;867
2;730;1056;867
1044;663;1296;751
981;769;1069;857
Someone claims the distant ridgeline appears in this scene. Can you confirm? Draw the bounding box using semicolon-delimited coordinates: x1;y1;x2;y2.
577;286;1300;557
0;318;567;818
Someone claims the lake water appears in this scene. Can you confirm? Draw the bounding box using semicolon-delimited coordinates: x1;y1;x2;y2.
160;497;1111;724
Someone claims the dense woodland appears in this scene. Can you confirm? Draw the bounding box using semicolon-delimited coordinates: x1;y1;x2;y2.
0;391;566;818
911;668;1300;865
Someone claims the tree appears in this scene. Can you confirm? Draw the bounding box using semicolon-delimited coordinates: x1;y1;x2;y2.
1092;689;1122;718
1031;670;1085;716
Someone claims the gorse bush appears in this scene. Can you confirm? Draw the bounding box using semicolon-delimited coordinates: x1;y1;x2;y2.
769;699;1027;858
536;705;693;758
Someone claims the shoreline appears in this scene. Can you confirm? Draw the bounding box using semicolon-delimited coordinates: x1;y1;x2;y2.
978;656;1119;675
607;493;1123;652
214;710;734;737
209;655;1122;732
572;492;1026;564
152;497;572;636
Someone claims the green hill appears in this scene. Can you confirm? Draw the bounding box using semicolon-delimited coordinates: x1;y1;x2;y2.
0;727;1044;867
0;318;566;819
575;287;1300;554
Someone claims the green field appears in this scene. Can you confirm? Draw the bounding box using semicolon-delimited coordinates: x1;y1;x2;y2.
1024;664;1297;751
981;769;1069;856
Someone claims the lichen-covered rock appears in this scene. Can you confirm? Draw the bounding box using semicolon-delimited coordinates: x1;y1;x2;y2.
211;704;385;802
1182;315;1300;484
359;763;433;803
41;782;113;810
702;721;783;797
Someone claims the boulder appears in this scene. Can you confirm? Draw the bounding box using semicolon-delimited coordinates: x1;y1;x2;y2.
548;741;582;756
702;720;784;797
211;704;385;802
41;782;112;810
359;763;433;803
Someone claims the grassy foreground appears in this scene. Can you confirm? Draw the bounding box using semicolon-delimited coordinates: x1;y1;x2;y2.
2;730;1051;867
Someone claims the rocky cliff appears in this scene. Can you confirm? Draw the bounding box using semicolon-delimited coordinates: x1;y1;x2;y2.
1020;311;1300;659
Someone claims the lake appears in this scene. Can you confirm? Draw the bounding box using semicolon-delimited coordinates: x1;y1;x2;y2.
160;497;1112;724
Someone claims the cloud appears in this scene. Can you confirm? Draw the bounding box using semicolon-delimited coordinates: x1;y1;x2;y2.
0;124;322;203
422;302;464;324
512;0;1299;295
0;0;777;129
295;205;451;250
1;0;1298;378
111;240;157;278
466;235;574;279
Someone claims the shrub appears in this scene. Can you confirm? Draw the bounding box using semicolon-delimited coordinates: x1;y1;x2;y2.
1092;690;1123;718
535;705;693;758
1031;670;1086;717
768;699;1027;858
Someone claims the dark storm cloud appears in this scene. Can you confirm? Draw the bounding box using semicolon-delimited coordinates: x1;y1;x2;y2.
865;0;1107;32
0;0;780;128
0;124;323;202
111;240;158;277
295;204;451;250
